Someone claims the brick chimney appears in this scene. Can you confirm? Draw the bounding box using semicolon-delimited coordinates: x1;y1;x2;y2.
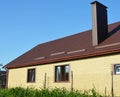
91;1;108;46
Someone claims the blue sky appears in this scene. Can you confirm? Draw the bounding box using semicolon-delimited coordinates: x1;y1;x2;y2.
0;0;120;68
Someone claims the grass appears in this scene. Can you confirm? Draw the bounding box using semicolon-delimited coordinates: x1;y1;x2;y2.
0;87;102;97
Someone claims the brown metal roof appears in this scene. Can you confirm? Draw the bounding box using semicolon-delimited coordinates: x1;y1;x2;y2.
5;21;120;69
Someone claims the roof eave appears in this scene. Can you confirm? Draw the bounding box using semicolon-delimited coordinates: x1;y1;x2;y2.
5;48;120;69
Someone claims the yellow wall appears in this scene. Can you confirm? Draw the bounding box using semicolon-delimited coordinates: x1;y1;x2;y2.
8;54;120;96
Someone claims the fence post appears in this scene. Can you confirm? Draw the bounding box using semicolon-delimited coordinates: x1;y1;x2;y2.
71;71;73;91
44;72;47;89
104;87;106;97
111;71;114;97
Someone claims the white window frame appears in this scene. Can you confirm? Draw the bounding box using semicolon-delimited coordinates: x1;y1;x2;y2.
114;64;120;75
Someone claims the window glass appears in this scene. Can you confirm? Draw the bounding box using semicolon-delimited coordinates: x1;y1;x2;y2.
65;65;69;81
55;65;69;82
56;66;61;82
27;69;35;82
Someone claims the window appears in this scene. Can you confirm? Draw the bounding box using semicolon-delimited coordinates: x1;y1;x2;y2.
55;65;69;82
27;69;35;82
114;64;120;75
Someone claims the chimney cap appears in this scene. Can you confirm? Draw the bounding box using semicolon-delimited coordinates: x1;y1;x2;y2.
91;1;107;8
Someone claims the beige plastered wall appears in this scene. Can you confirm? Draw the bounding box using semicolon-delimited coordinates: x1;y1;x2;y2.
8;53;120;96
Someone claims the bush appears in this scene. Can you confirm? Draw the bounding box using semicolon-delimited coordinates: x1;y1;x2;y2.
0;87;102;97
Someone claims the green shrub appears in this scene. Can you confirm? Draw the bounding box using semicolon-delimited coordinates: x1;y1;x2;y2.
0;87;102;97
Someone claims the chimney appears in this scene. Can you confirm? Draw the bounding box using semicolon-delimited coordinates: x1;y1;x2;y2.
91;1;108;46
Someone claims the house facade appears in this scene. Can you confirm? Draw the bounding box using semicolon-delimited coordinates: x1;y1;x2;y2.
7;54;120;96
5;1;120;96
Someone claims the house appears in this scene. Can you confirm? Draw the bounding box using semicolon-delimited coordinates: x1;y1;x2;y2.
0;71;6;88
4;1;120;96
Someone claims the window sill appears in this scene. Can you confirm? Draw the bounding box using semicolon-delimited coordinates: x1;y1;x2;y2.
54;81;70;83
27;81;36;83
114;73;120;75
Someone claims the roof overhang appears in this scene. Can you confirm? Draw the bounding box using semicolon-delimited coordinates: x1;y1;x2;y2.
5;48;120;69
